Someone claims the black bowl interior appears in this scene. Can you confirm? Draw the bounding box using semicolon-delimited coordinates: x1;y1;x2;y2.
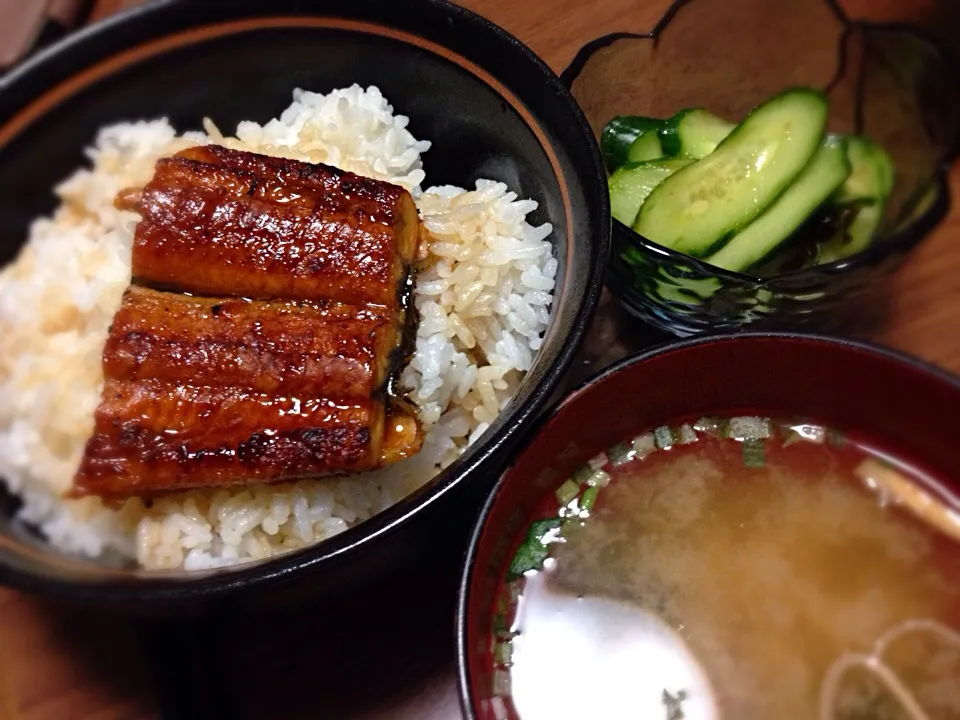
0;0;608;606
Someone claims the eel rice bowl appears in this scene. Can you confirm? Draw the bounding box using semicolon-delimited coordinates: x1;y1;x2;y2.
0;85;557;571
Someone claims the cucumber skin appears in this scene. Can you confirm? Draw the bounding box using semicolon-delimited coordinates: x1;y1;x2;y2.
660;109;734;159
602;116;665;171
706;136;851;273
604;109;733;165
634;88;830;257
657;109;692;156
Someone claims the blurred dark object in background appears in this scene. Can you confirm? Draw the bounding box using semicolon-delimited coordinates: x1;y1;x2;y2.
917;2;960;75
846;0;960;73
0;0;92;71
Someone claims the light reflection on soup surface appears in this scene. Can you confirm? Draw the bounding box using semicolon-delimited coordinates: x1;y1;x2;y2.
489;420;960;720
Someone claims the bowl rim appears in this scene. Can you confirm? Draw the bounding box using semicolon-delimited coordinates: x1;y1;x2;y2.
455;331;960;719
558;0;960;286
0;0;611;603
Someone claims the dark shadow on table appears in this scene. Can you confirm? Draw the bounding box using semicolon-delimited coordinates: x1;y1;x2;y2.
1;593;155;719
134;539;467;720
916;1;960;73
218;558;464;720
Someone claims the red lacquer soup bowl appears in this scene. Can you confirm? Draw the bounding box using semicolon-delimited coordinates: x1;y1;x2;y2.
456;333;960;719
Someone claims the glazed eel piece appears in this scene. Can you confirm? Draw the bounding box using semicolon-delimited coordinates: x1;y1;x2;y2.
101;287;401;399
75;380;421;498
72;147;423;500
118;144;421;307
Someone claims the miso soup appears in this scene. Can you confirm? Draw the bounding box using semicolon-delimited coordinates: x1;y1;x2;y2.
485;418;960;720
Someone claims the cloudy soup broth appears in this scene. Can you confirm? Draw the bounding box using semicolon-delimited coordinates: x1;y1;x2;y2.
486;418;960;720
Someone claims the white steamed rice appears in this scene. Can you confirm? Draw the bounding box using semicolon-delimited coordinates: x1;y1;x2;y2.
0;85;556;570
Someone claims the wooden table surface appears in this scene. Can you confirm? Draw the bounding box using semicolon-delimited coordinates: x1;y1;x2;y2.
1;0;959;718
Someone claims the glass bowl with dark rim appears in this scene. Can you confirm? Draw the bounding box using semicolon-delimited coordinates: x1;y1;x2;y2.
0;0;609;612
456;333;960;718
560;0;960;336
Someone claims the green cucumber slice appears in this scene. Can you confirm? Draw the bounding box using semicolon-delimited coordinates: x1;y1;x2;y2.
816;205;880;263
609;159;691;226
817;135;895;262
601;116;665;171
833;135;894;204
660;109;734;159
706;136;851;272
626;131;664;163
633;88;829;257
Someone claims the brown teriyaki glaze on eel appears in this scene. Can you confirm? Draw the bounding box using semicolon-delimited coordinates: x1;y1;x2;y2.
116;144;420;306
72;146;424;500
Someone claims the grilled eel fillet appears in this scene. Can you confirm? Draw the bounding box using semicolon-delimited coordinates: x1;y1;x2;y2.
72;147;423;500
121;144;420;307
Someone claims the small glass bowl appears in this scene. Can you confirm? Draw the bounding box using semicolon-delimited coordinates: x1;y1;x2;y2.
562;0;960;336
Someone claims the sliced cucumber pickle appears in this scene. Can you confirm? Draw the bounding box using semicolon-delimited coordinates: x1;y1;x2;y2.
660;109;734;159
626;131;664;163
633;89;830;257
818;136;895;262
601;116;665;171
833;135;894;205
707;136;851;272
609;159;691;226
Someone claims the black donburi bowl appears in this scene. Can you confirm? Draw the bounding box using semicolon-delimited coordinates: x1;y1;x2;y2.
0;0;609;612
